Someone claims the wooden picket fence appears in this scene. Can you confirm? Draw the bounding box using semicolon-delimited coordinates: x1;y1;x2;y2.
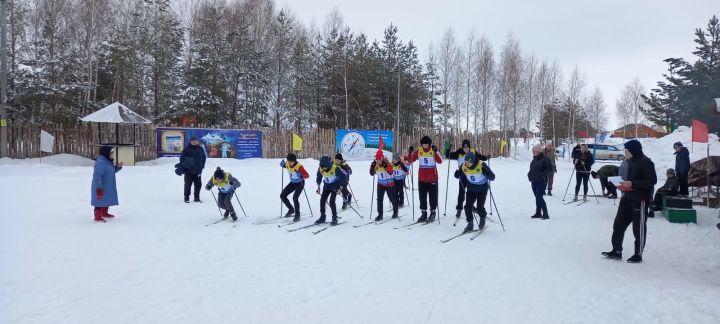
5;124;505;161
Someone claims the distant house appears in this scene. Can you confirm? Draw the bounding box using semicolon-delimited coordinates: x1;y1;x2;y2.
611;124;666;139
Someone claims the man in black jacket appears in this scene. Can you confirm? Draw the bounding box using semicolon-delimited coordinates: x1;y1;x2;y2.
180;137;207;203
602;140;657;263
445;139;488;218
673;142;690;196
573;144;594;201
528;144;552;219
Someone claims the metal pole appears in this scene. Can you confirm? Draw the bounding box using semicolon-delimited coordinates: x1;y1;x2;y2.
0;0;8;157
397;71;400;154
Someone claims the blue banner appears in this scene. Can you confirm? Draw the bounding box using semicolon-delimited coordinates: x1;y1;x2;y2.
335;129;394;160
156;127;262;159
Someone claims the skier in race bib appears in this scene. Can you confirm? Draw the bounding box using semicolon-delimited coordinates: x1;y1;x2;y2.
205;167;241;221
370;149;398;221
455;152;495;233
391;153;409;207
407;136;443;223
445;139;488;219
279;153;310;222
334;153;354;209
315;156;348;226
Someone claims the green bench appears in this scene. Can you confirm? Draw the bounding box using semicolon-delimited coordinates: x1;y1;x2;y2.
662;196;697;224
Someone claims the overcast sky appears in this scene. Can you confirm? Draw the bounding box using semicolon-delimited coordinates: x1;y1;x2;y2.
281;0;718;130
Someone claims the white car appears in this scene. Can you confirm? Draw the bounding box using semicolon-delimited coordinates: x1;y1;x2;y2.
586;144;625;161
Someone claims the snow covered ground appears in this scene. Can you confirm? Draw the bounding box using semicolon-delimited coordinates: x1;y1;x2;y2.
1;139;719;323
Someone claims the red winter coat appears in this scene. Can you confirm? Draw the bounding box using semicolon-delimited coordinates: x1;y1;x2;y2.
408;147;443;183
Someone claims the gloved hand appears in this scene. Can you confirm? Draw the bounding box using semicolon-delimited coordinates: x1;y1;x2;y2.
408;146;414;154
205;184;212;191
381;161;387;168
454;169;462;179
233;182;241;189
279;160;286;168
431;144;438;152
95;188;104;200
370;161;377;168
316;187;321;194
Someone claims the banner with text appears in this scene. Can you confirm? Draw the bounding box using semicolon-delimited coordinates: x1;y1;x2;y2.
156;127;262;159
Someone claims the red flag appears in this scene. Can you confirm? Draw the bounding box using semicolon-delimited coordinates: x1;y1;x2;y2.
378;136;385;150
692;119;708;143
578;130;588;138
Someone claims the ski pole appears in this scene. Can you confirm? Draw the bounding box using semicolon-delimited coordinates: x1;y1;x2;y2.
348;183;360;209
488;186;506;231
562;168;576;202
443;157;451;217
280;166;284;217
410;162;415;221
369;175;376;219
210;191;224;218
302;185;314;217
233;191;248;217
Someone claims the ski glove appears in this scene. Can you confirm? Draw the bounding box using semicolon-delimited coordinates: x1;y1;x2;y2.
408;146;414;154
279;160;286;168
431;144;438;153
205;184;212;191
454;169;462;179
95;188;104;200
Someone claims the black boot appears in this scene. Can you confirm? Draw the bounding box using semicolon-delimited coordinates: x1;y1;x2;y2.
455;209;462;219
223;209;230;219
417;210;428;223
479;217;486;230
627;254;643;263
531;208;542;218
463;222;474;233
293;214;301;222
342;200;349;210
330;216;338;226
284;208;295;218
541;206;549;220
428;210;436;222
547;190;552;196
391;211;399;219
315;216;326;224
601;250;622;260
230;212;238;221
374;215;383;222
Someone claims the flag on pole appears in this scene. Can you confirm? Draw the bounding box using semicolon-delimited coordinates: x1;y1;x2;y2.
378;135;385;150
692;119;708;143
292;132;303;151
40;130;54;153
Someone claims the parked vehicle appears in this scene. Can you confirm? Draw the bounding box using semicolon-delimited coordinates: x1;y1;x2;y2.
586;144;625;160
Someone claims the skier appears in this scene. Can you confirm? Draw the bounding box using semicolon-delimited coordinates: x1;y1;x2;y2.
573;143;594;201
315;156;348;225
673;142;690;196
528;144;552;219
602;140;657;263
445;139;488;218
370;150;398;221
455;152;495;233
91;146;124;222
408;135;443;223
391;153;409;207
334;153;353;209
205;167;241;221
279;153;310;222
180;137;207;203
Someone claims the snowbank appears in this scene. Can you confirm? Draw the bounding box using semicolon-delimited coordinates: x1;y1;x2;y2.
0;153;95;167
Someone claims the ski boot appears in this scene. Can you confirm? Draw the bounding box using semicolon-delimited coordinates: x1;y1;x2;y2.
573;194;578;201
230;212;238;222
223;209;230;219
428;210;437;223
463;222;474;233
478;217;486;229
583;195;587;202
455;209;462;219
342;200;349;210
330;216;339;226
315;216;326;225
284;208;295;218
293;213;301;222
531;209;542;218
601;250;622;260
194;198;203;203
374;215;383;222
547;190;552;196
391;211;399;219
417;210;428;223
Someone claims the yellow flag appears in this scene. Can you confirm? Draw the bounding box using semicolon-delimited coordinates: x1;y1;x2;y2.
292;132;303;151
500;139;508;154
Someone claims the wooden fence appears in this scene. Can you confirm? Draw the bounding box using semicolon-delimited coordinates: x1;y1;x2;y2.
5;124;505;161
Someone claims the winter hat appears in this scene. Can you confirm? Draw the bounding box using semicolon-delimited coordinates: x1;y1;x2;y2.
667;168;676;176
214;167;225;180
420;136;432;145
319;156;332;169
99;145;113;159
335;153;344;161
375;149;385;161
286;153;297;162
673;141;683;148
464;152;477;164
624;140;642;156
462;139;471;148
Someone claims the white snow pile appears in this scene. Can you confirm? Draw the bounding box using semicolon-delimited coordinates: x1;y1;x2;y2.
0;153;95;167
0;154;718;324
